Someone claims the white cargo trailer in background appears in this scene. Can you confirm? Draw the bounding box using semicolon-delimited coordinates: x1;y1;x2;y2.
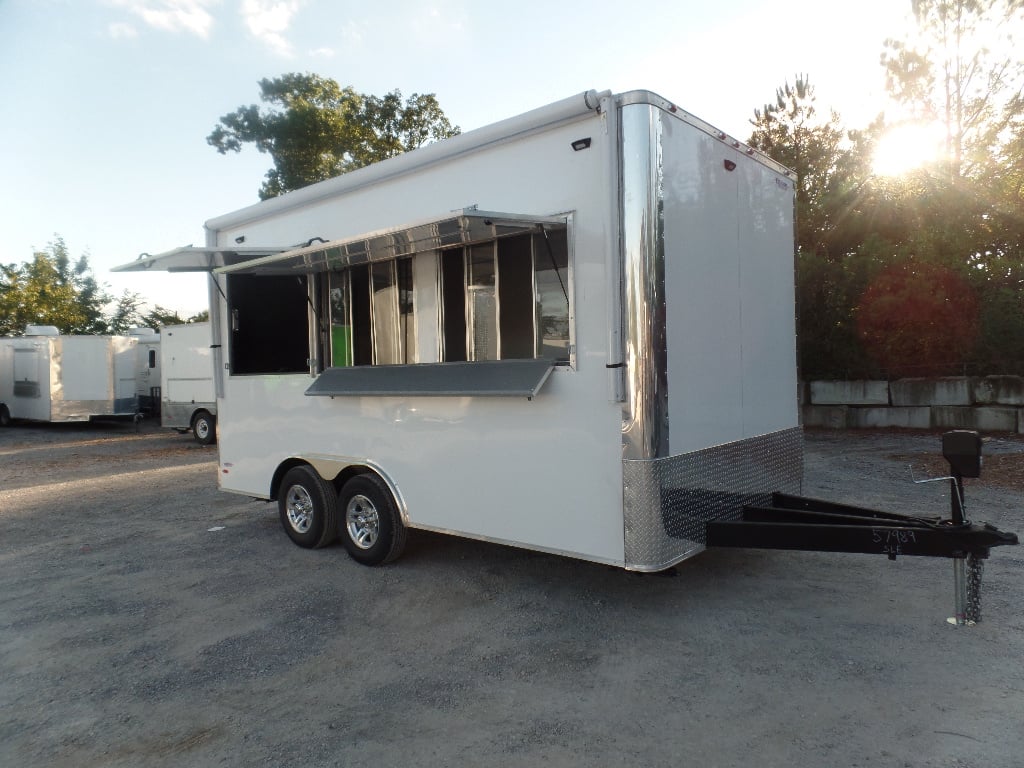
114;89;802;570
129;327;161;416
0;326;141;425
160;322;217;444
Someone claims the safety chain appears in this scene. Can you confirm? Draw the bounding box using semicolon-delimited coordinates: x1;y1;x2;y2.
966;553;984;624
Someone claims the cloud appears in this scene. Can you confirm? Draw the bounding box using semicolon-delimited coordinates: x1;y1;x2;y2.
309;47;335;58
339;20;365;46
240;0;302;57
106;0;218;39
108;21;139;39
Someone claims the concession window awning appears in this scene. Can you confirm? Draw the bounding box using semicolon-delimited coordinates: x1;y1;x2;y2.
215;209;569;277
305;359;556;398
111;246;288;273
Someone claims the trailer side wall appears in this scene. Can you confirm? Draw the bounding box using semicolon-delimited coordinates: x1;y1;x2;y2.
210;108;629;566
161;322;215;430
618;99;803;569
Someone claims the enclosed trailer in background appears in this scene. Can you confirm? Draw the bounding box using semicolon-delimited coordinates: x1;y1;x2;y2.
0;326;140;425
115;89;1015;621
160;321;216;444
129;327;161;416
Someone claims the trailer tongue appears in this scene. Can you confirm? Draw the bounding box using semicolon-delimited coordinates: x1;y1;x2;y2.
707;430;1019;625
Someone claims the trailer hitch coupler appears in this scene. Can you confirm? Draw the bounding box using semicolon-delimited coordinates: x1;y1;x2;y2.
942;430;982;479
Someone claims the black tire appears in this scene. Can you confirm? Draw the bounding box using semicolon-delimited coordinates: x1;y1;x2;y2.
192;411;217;446
338;474;407;566
278;465;338;549
0;404;10;427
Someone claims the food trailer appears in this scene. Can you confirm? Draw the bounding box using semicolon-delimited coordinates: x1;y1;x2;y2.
115;89;1015;622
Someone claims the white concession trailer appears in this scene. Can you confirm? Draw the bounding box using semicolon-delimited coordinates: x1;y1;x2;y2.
0;326;141;425
159;321;217;444
113;88;1021;623
115;89;805;569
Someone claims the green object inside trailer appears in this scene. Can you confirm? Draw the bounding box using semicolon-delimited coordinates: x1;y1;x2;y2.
331;325;353;367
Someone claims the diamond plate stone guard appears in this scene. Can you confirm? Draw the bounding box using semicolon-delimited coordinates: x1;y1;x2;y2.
623;427;804;570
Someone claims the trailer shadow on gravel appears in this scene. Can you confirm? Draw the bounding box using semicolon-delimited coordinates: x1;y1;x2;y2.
0;418;216;493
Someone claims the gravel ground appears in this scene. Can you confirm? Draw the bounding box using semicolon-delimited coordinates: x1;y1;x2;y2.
1;420;1022;768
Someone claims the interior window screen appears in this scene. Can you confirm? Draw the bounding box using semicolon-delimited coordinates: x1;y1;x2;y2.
329;271;353;367
350;265;372;366
440;250;467;362
329;258;415;367
467;243;497;361
534;229;571;361
496;234;534;359
227;274;310;375
397;258;415;364
438;226;572;365
371;262;400;365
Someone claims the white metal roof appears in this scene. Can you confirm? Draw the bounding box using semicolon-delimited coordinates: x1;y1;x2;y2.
203;90;607;233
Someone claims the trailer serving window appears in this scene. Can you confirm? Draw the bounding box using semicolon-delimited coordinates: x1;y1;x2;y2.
226;274;310;375
440;229;570;364
328;258;415;367
214;210;572;391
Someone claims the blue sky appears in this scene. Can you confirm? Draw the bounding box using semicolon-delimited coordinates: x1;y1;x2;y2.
1;0;912;316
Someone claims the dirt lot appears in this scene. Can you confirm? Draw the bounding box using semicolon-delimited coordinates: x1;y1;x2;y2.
1;420;1022;768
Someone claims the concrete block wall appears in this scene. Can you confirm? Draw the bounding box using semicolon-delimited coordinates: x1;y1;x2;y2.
803;376;1024;432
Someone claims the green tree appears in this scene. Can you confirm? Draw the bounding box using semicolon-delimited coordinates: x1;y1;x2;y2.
882;0;1024;180
0;238;112;336
748;76;881;378
140;305;187;329
208;73;461;200
107;291;147;334
749;75;851;257
878;0;1024;374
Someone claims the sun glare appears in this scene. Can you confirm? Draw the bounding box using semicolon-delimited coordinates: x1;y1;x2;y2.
872;122;946;177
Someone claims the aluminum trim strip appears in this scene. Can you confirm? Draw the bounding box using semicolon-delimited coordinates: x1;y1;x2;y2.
620;104;668;461
616;90;795;178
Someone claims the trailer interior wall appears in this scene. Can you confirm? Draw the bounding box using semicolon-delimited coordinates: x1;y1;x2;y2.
208;99;630;565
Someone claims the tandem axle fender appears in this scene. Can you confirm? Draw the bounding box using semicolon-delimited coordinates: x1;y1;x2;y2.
706;430;1019;625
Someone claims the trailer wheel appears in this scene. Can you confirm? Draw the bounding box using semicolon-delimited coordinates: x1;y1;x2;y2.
278;465;339;549
0;405;10;427
192;411;216;446
338;474;407;566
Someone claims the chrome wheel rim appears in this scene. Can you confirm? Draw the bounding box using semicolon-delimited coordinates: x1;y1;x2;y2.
195;418;210;440
285;484;314;534
346;494;380;550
